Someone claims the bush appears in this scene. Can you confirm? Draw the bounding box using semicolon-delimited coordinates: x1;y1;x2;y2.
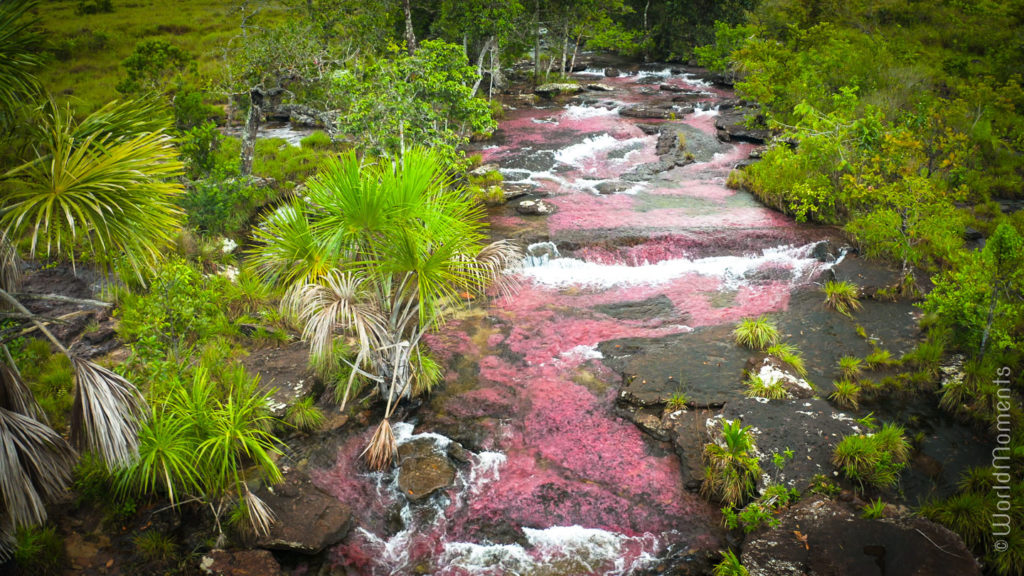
173;88;218;130
831;424;909;490
744;373;787;400
702;419;762;505
179;122;222;179
822;280;862;317
179;178;263;236
733;315;781;350
75;0;113;15
133;530;177;562
284;397;324;432
838;355;862;379
712;550;749;576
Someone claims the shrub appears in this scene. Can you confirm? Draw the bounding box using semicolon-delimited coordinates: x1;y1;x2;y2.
766;342;807;376
179;178;263;236
179;122;222;179
75;0;113;15
733;315;781;350
284;397;324;432
829;379;861;409
722;484;799;533
13;525;66;576
822;280;862;316
702;419;762;505
744;373;787;400
173;88;218;130
902;334;946;378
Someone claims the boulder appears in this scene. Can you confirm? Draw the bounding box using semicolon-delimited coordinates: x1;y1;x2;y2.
621;160;676;182
604;67;620;77
743;497;981;576
200;549;282;576
470;163;500;177
535;83;583;97
586;83;615;92
658;83;687;93
254;472;352;554
594;181;634;195
397;437;457;501
619;104;675;119
516;199;556;215
715;107;771;144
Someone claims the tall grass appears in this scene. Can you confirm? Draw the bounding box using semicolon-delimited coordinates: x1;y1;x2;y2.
733;315;781;350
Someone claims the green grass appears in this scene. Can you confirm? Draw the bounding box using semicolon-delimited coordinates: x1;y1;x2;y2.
865;348;898;368
712;550;749;576
133;530;177;562
766;342;807;376
13;525;66;576
829;379;861;410
862;498;886;519
284;397;324;433
733;315;781;350
831;424;910;490
36;0;289;114
838;355;862;379
665;391;690;412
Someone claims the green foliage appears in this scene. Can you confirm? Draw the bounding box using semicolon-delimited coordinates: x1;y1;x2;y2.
744;373;787;400
116;38;196;95
75;0;113;16
334;39;496;166
808;473;841;498
300;130;333;150
864;348;897;368
722;483;799;533
180;178;264;237
0;0;44;130
284;397;323;433
862;498;886;519
712;550;749;576
702;419;762;506
665;391;690;412
822;280;862;317
829;380;861;410
694;21;756;74
179;121;222;179
133;530;177;563
832;424;910;490
733;315;781;350
13;524;66;576
766;342;807;376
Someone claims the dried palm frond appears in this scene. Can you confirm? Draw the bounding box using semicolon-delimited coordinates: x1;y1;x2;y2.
289;271;386;364
0;407;76;528
242;488;276;537
0;347;46;423
70;358;148;468
474;239;523;300
0;233;21;294
361;418;396;471
0;526;14;562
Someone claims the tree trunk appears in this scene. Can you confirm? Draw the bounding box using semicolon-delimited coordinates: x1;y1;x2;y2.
569;31;583;73
533;0;541;84
402;0;417;55
240;87;263;177
560;24;569;76
471;37;495;98
490;38;506;93
979;281;999;360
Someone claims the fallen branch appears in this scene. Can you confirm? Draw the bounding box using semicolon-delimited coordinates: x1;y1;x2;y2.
11;293;112;308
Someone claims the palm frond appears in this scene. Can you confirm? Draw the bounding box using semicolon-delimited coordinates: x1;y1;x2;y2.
0;407;76;528
288;271;386;364
242;488;276;537
0;0;43;118
0;233;21;293
0;346;46;423
361;418;397;471
250;202;338;286
70;358;148;468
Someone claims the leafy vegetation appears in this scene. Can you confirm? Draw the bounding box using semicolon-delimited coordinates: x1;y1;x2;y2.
733;315;781;350
744;373;787;400
821;280;861;317
702;419;762;506
832;424;910;491
766;342;807;377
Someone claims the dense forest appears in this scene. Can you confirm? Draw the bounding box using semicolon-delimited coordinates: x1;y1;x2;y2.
0;0;1022;574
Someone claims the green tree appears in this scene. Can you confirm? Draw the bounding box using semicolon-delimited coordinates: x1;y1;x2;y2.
251;148;520;469
116;39;196;95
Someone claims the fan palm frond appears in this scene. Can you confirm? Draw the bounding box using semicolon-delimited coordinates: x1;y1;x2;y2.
0;347;46;423
288;271;386;363
0;407;76;528
70;358;148;468
251;201;339;286
0;0;43;118
0;100;184;276
0;233;21;294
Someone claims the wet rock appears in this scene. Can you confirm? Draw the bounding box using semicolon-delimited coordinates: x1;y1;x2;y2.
635;123;662;135
535;83;583;97
619;104;675;119
594;295;680;321
594;181;634;195
658;83;687;93
254;471;352;554
742;497;981;576
811;240;835;262
622;160;676;182
397;437;457;501
201;549;282;576
654;124;730;165
719;396;861;489
604;67;620;77
963;227;983;241
586;83;615;91
714;106;771;144
634;543;718;576
501;183;536;202
243;341;316;418
516;199;556;215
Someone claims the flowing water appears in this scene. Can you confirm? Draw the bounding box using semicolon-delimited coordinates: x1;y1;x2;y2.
311;68;852;575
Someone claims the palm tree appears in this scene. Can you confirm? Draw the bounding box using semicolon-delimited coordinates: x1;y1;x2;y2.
251;148;520;469
0;96;184;557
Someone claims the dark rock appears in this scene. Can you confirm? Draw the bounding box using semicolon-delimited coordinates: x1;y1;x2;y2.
516;199;556;215
633;543;717;576
658;83;686;93
714;107;771;144
635;123;662;135
963;227;983;241
446;441;471;464
619;104;675;119
470;163;500;177
734;158;759;170
243;341;316;418
744;356;815;399
200;549;282;576
254;471;351;554
501;183;537;202
604;67;620;77
811;240;835;263
397;437;457;501
594;181;634;195
743;497;981;576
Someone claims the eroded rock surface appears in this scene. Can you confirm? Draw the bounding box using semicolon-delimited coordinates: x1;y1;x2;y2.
254;471;352;554
396;437;458;501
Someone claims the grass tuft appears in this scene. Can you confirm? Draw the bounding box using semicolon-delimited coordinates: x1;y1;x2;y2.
822;280;862;316
733;315;781;350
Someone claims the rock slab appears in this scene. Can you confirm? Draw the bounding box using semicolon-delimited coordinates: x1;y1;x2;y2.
201;549;282;576
254;472;352;554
